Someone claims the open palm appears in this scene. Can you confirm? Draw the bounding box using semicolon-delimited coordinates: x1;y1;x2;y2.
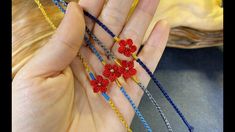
12;0;170;132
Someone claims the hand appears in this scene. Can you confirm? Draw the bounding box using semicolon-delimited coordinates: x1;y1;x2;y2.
12;1;170;132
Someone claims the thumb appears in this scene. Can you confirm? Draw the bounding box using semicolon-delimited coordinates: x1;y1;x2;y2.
20;2;85;78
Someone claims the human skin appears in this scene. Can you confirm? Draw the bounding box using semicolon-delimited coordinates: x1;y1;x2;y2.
12;0;170;132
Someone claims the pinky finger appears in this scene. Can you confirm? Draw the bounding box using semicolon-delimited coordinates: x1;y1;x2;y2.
135;20;170;87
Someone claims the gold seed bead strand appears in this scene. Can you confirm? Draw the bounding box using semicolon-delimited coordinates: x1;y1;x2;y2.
34;0;57;30
108;99;132;132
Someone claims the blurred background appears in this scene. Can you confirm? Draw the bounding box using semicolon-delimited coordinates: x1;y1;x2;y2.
130;0;223;131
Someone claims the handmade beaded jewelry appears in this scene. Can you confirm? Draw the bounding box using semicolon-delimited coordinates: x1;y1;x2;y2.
51;1;155;131
77;53;132;132
40;0;193;131
80;4;194;131
34;1;132;131
84;35;152;132
52;1;173;132
86;27;173;132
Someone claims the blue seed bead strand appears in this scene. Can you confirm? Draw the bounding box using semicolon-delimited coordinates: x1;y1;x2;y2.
84;36;104;62
136;58;194;132
120;87;152;132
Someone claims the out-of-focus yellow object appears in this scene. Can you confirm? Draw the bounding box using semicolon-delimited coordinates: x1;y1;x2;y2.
143;0;223;43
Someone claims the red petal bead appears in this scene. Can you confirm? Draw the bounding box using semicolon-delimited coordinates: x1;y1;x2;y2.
102;79;109;86
105;64;112;69
118;46;126;53
103;69;110;77
96;75;103;82
90;80;97;86
127;61;134;68
123;73;129;79
121;60;128;67
124;51;131;57
129;68;137;75
119;40;126;46
100;87;107;93
93;87;100;93
130;45;137;52
109;75;116;82
126;39;133;45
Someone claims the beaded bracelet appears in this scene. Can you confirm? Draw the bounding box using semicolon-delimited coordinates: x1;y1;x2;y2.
77;53;132;132
42;0;192;131
52;1;173;131
34;1;132;131
78;2;193;131
84;35;153;132
50;2;151;130
76;2;194;131
86;27;173;132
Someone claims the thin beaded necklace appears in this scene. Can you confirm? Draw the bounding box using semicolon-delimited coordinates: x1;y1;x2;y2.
77;53;132;132
34;1;132;131
84;35;152;132
52;1;194;131
61;1;194;131
38;0;193;131
52;1;174;132
86;27;173;132
84;34;173;132
50;1;152;131
84;15;194;131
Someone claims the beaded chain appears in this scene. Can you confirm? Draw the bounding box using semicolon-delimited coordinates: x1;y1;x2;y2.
85;27;173;132
52;1;173;131
34;1;132;131
52;1;153;131
51;3;191;132
77;53;132;132
84;36;152;132
74;2;194;131
52;3;193;132
50;2;152;131
37;0;193;131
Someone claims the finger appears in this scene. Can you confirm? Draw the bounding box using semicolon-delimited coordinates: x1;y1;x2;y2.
135;20;170;87
112;0;160;60
91;0;134;55
78;0;106;67
18;2;85;78
79;0;105;30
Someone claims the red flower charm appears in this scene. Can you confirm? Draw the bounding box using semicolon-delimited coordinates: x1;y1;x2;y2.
119;60;137;79
103;64;121;82
118;39;137;57
90;75;109;93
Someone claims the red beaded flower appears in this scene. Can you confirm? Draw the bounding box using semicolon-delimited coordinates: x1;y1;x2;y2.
90;75;109;93
119;60;137;79
103;64;121;82
118;39;137;57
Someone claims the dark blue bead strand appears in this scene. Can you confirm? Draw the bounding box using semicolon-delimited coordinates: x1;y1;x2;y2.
83;11;116;38
136;58;194;132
